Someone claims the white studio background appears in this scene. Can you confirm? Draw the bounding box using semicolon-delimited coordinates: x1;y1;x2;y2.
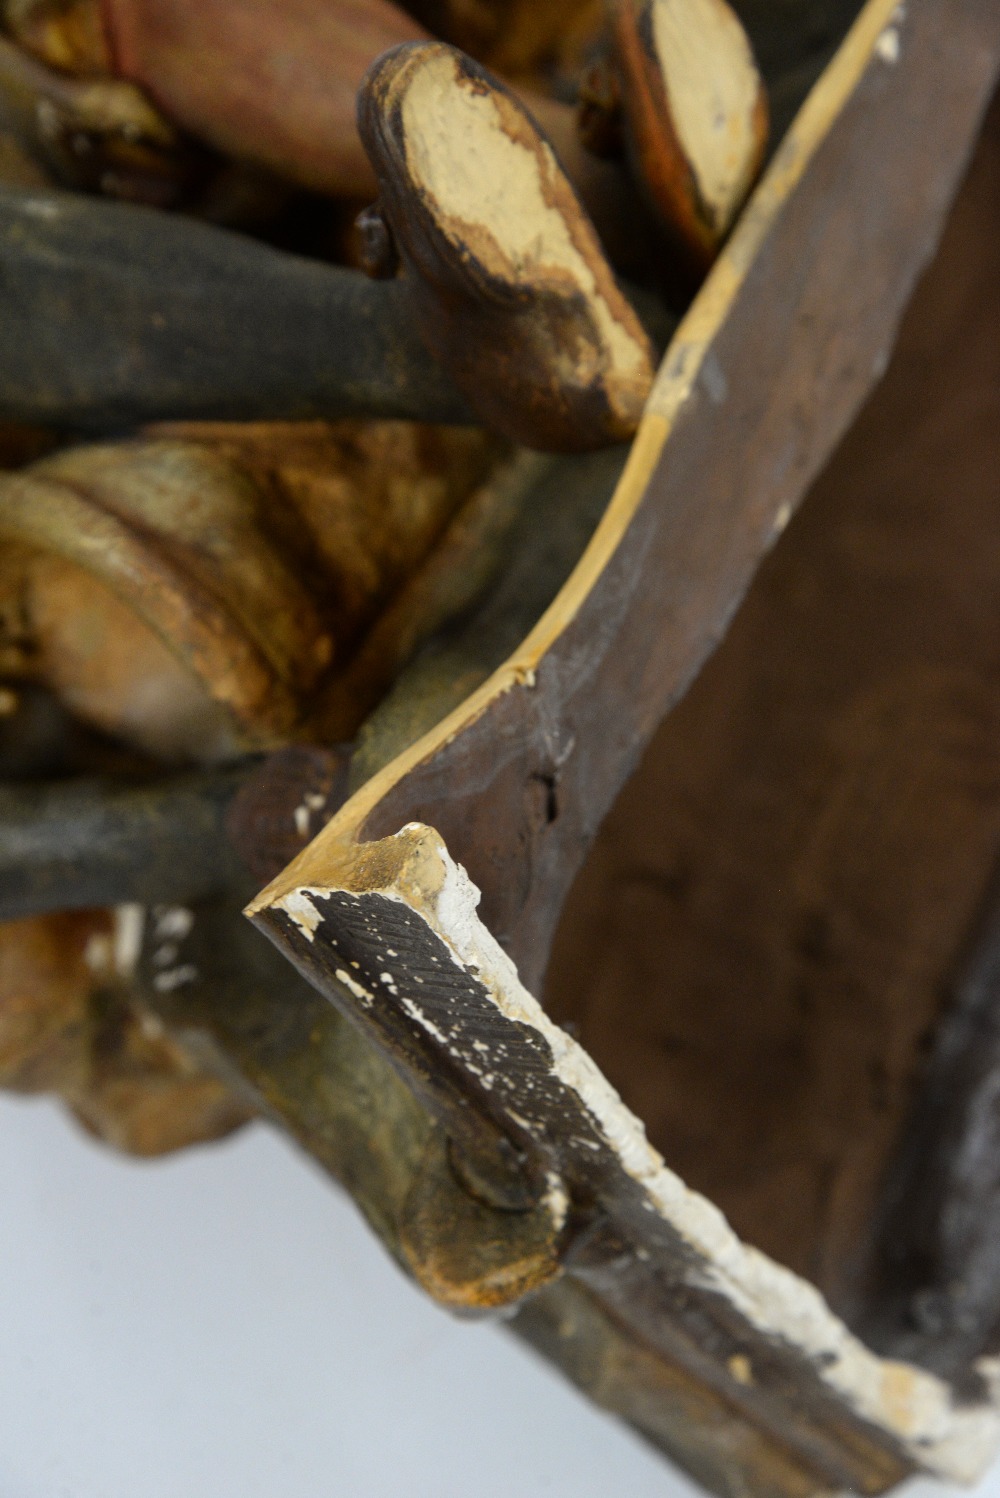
0;1094;997;1498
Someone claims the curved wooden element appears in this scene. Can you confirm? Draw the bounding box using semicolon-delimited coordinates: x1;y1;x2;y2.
248;2;1000;1493
259;0;999;992
253;820;1000;1491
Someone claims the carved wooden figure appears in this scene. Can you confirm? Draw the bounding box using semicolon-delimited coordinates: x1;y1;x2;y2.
239;3;1000;1492
0;420;497;1150
356;43;656;449
1;0;662;260
1;0;999;1494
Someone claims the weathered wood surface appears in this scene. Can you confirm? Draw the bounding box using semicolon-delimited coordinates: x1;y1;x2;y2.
546;86;1000;1365
0;745;350;918
283;0;1000;998
357;43;657;450
0;445;618;920
862;879;1000;1379
0;183;677;440
247;2;1000;1493
0;765;250;917
254;824;1000;1491
0;186;471;429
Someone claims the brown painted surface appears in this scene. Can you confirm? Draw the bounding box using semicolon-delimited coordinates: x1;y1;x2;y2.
547;88;1000;1326
101;0;428;198
608;0;768;277
354;0;1000;1004
245;9;1000;1485
255;848;923;1490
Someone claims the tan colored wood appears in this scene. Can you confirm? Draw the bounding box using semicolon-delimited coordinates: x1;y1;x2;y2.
0;423;496;755
357;42;656;449
609;0;768;275
4;0;110;73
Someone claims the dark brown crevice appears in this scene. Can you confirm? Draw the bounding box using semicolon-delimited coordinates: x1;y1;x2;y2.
546;86;1000;1379
857;861;1000;1382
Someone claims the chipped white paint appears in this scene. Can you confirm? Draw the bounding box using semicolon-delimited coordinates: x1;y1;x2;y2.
293;791;328;838
394;983;497;1091
277;824;1000;1481
280;890;323;941
434;836;1000;1477
138;1010;166;1041
112;903;145;978
652;0;762;233
700;351;728;405
152;906;193;941
152;963;198;993
83;931;113;976
399;995;451;1046
875;24;901;63
542;1171;570;1236
19;188;60;217
872;345;890;379
335;968;374;1009
147;906;196;983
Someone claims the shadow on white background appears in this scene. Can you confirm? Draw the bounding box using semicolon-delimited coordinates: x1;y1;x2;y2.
0;1093;995;1498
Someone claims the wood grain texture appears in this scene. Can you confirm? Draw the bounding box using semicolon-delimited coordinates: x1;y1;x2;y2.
0;185;471;429
548;87;1000;1357
241;2;1000;1490
252;821;995;1491
357;42;656;450
309;0;1000;997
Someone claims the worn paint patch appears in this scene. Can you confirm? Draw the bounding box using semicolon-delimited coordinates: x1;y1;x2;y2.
277;889;324;941
398;48;651;399
276;822;1000;1481
652;0;762;232
876;26;901;63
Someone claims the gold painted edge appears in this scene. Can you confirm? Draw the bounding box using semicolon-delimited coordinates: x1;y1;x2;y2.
250;0;903;909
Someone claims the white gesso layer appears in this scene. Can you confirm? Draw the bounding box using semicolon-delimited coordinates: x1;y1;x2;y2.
276;826;1000;1481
